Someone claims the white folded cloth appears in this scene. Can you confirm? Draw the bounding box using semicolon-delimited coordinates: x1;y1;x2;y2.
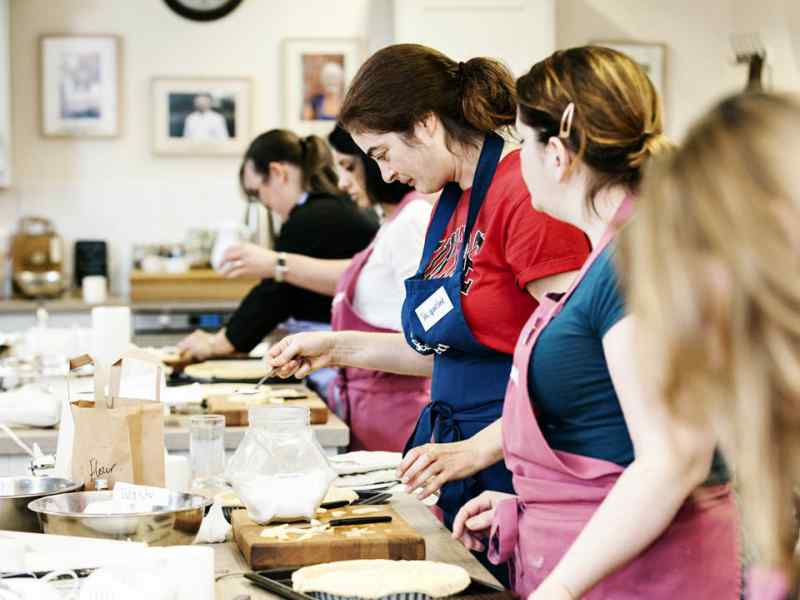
193;500;231;544
335;468;399;489
328;451;402;475
0;382;61;427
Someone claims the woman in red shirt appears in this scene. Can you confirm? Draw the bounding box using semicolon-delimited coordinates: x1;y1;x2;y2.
268;44;589;582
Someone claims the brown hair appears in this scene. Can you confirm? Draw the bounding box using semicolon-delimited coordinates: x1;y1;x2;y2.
339;44;516;150
517;46;671;207
618;92;800;579
243;129;339;196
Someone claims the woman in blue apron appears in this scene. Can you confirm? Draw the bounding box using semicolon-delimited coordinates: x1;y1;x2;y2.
268;44;589;582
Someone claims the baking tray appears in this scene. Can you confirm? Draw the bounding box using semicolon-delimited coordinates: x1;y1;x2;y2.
244;567;518;600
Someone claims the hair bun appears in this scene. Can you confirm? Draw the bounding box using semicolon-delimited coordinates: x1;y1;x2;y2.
627;132;672;169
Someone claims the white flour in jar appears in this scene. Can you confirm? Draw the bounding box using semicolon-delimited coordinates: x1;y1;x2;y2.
232;469;335;524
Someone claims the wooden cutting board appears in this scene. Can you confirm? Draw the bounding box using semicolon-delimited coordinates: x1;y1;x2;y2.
232;504;425;570
206;394;329;425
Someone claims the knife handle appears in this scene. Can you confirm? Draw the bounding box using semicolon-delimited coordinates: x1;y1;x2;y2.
329;515;392;527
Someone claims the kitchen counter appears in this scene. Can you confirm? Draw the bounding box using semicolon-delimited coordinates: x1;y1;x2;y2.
212;492;501;599
0;413;349;457
0;294;240;314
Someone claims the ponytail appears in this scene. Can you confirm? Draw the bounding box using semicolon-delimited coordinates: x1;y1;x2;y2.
300;135;340;196
459;57;517;134
243;130;339;196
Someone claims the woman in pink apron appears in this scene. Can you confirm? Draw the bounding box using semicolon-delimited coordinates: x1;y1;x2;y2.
452;46;741;598
327;125;432;451
618;93;800;600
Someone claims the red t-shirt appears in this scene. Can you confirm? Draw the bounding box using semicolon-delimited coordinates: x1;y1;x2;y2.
423;150;590;354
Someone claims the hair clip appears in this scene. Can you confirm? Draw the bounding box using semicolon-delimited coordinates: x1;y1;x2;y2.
559;102;575;139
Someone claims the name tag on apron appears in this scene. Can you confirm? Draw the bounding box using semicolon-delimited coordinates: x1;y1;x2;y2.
415;286;454;332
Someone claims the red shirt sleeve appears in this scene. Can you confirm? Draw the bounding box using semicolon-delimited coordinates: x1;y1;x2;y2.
502;188;590;288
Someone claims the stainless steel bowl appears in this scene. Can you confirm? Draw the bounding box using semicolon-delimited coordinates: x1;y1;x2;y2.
0;476;83;532
28;490;212;545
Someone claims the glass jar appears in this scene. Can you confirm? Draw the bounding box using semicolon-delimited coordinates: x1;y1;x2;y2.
225;406;335;524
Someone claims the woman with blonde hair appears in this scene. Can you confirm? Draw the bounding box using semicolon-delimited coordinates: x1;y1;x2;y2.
451;46;741;598
618;91;800;599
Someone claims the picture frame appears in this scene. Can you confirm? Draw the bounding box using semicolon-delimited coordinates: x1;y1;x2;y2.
283;38;364;136
151;77;252;156
40;34;121;138
593;41;667;104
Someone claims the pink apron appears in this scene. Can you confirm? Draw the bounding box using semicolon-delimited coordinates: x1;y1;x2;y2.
329;196;431;452
747;567;792;600
488;197;741;598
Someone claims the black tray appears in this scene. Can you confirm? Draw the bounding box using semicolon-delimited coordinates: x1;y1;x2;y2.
244;567;518;600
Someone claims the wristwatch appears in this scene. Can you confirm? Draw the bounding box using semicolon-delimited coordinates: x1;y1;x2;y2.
275;252;288;282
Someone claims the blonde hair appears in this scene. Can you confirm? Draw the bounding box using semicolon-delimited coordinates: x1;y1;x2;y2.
516;46;672;207
618;92;800;577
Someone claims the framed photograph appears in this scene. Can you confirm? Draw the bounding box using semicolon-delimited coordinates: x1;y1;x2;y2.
151;77;251;156
283;38;364;136
40;34;120;138
594;41;667;103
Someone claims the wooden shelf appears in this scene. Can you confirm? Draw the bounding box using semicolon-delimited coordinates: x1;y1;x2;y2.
129;269;259;301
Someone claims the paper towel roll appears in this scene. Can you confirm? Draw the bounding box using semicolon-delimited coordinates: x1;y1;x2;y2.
165;453;191;493
91;306;131;367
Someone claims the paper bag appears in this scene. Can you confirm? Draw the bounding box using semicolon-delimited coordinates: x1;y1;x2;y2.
69;348;166;490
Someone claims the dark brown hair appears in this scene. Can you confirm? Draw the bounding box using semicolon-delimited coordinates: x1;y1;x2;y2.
517;46;670;206
339;44;516;150
243;129;339;196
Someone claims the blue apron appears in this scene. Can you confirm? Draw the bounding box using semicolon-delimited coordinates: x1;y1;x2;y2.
401;132;515;522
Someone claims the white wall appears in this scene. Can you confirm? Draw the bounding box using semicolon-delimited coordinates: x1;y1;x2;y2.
556;0;800;141
394;0;555;75
0;0;9;187
0;0;385;294
3;0;798;299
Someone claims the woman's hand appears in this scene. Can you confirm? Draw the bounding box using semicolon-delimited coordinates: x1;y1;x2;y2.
268;332;340;379
451;490;515;552
398;440;485;500
528;580;576;600
398;420;504;499
219;243;276;279
176;329;234;361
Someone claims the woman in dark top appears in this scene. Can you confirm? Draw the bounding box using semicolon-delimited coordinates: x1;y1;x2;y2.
177;129;377;361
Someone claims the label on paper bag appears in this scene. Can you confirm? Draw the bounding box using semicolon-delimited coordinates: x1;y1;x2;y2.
415;287;454;332
113;482;173;506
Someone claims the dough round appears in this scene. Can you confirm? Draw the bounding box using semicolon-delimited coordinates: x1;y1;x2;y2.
184;360;268;381
292;560;471;599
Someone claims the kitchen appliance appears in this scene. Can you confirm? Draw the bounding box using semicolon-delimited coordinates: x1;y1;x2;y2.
10;217;65;298
74;239;108;287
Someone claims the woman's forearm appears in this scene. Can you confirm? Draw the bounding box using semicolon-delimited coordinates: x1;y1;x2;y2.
333;331;433;377
282;254;351;297
546;457;708;597
472;419;504;469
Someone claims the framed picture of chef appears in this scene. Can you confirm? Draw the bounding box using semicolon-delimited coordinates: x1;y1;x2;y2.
151;77;251;156
283;38;364;136
40;34;121;138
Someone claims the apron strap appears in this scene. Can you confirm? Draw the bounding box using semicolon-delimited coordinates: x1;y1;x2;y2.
488;496;522;566
413;132;505;276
